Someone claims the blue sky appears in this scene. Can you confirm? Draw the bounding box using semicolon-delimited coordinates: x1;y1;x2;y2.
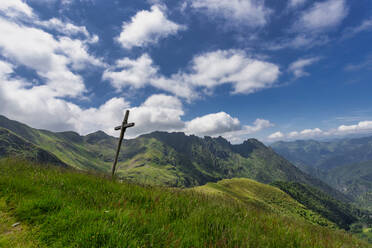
0;0;371;143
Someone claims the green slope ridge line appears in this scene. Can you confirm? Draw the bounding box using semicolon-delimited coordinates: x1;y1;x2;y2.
193;178;335;228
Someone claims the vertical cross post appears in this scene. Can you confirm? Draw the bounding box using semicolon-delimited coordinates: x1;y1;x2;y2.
112;110;135;178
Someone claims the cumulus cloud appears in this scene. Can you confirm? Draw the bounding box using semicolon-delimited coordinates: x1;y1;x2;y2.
186;50;280;94
117;5;185;49
338;121;372;133
300;128;323;136
0;0;33;18
102;54;196;100
103;54;158;90
0;17;87;97
223;119;274;143
294;0;348;33
185;112;241;136
0;0;104;98
267;128;325;140
268;131;284;140
190;0;271;27
104;50;280;100
288;57;320;78
127;95;186;137
184;113;273;143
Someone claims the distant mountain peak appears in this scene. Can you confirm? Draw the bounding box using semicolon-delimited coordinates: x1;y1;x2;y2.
85;130;112;144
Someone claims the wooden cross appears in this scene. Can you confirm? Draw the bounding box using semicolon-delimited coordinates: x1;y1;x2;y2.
111;110;135;178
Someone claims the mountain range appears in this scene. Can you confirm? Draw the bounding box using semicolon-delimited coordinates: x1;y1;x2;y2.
271;138;372;210
0;115;347;202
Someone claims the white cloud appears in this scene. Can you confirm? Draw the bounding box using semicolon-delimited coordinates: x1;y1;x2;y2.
294;0;348;32
128;94;185;137
184;113;273;143
186;50;280;94
102;54;196;100
342;18;372;39
268;131;284;140
117;5;185;49
150;76;198;100
37;18;99;43
270;120;372;141
300;128;323;136
0;15;104;97
268;128;324;140
0;17;84;97
288;131;299;138
190;0;271;27
338;121;372;133
103;54;157;90
288;0;307;8
0;60;13;76
288;57;320;78
104;50;280;100
185;112;241;136
223;118;274;143
0;0;33;18
57;37;105;70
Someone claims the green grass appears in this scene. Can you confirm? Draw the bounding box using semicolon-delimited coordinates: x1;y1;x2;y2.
194;178;335;228
0;159;369;247
0;199;38;247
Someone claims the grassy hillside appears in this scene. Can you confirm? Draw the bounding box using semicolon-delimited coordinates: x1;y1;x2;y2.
0;115;348;204
193;178;335;228
0;159;369;248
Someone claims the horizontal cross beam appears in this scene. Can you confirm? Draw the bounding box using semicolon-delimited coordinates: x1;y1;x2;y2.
114;122;135;131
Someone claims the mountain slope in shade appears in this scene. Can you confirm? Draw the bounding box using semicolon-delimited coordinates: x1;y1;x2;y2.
0;128;66;167
325;160;372;210
272;181;361;230
271;137;372;172
271;138;372;209
0;115;118;171
0;115;347;203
